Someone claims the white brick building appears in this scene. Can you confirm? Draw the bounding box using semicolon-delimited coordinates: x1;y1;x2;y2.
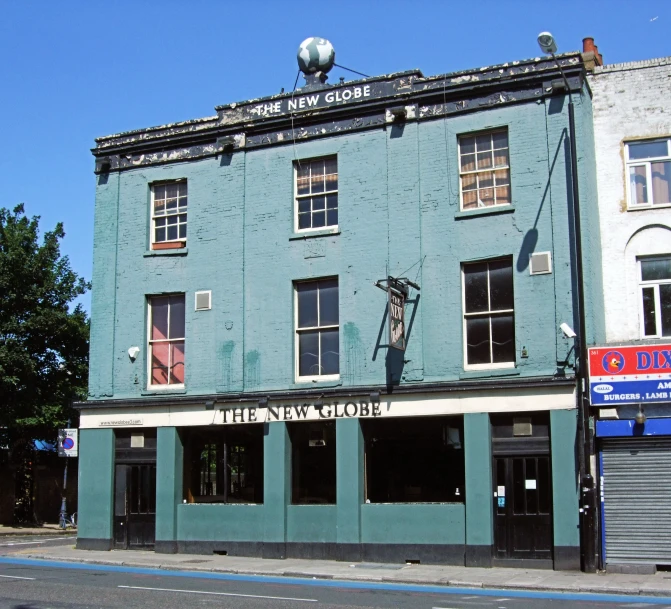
589;56;671;571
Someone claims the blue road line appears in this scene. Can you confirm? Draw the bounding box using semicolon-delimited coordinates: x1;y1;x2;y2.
1;556;671;605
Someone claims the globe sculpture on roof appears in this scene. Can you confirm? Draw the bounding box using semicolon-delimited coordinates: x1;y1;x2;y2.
297;37;335;75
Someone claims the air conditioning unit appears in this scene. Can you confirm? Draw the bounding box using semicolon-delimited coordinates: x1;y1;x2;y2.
195;290;212;311
529;251;552;275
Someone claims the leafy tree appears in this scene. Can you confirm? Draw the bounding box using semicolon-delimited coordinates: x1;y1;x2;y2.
0;204;90;522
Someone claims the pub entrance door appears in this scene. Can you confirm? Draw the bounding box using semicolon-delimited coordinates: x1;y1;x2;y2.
491;414;553;562
113;429;157;550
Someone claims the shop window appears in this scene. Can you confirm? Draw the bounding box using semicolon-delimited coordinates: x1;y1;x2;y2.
462;257;515;369
626;138;671;209
148;294;185;387
295;278;339;380
289;421;336;504
363;416;464;503
459;129;510;211
295;157;338;231
640;256;671;338
183;425;264;504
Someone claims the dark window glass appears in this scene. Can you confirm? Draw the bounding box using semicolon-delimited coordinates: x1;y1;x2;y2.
491;314;515;363
319;279;339;326
130;466;139;514
298;331;319;376
512;459;524;514
466;317;490;364
525;458;537;514
661;284;671;336
320;329;339;375
464;263;489;313
538;457;550;514
489;260;514;310
290;422;336;504
363;416;464;504
629;140;668;160
184;426;264;504
297;283;319;328
642;287;657;336
642;258;671;281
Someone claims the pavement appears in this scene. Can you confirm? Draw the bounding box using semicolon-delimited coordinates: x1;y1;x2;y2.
2;527;671;598
0;523;73;536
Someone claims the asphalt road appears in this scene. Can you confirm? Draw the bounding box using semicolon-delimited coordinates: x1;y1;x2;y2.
2;560;671;609
0;535;76;555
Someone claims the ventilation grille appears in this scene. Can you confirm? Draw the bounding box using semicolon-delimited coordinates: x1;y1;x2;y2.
195;290;212;311
529;252;552;275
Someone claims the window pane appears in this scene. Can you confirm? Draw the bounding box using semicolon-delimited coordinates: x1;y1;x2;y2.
464;263;489;313
298;199;311;213
462;190;477;210
476;134;492;151
492;131;508;149
327;209;338;226
298;213;311;229
460;136;475;155
629;165;648;205
171;341;185;384
151;298;169;339
642;287;657;336
169;295;185;338
661;284;671;336
297;283;318;328
489;260;514;310
466;317;491;365
494;168;510;186
297;177;310;196
154;199;166;215
651;161;671;204
495;186;510;205
151;343;169;384
312;211;325;228
462;173;477;191
479;188;494;207
299;331;320;376
179;224;187;239
628;140;668;160
319;279;339;326
641;258;671;281
166;183;178;199
166;198;178;212
479;172;494;190
313;196;326;210
311;174;325;194
494;149;509;168
324;157;337;176
167;225;178;241
491;314;515;363
155;227;166;243
320;329;339;375
476;151;492;170
326;194;338;209
460;153;476;173
154;185;166;200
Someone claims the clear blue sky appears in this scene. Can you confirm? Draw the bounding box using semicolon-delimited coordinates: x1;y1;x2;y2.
1;0;669;313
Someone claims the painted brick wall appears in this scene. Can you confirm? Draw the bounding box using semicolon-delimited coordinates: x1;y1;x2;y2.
88;89;595;399
589;58;671;343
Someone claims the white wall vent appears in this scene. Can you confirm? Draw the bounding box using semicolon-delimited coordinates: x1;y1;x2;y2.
529;252;552;275
195;290;212;311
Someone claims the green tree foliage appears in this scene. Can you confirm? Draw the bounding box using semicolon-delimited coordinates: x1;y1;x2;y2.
0;204;90;447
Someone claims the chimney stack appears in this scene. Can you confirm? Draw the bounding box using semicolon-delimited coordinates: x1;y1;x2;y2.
582;37;603;72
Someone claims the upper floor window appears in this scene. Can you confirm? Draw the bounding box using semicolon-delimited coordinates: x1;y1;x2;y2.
152;181;187;249
462;258;515;369
626;138;671;209
640;256;671;338
459;130;510;211
295;278;339;380
295;157;338;231
148;294;185;386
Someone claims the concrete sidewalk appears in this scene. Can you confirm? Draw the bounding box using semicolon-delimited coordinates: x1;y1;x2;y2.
0;524;73;536
4;541;671;598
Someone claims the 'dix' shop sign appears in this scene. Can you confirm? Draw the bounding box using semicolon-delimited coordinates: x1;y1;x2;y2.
589;344;671;405
219;399;382;425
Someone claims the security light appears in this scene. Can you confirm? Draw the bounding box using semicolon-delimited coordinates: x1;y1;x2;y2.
537;32;558;55
560;323;576;339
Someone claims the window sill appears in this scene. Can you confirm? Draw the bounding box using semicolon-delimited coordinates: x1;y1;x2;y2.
459;367;519;380
627;203;671;212
455;205;515;220
144;248;188;257
290;378;342;390
290;228;340;240
141;387;187;396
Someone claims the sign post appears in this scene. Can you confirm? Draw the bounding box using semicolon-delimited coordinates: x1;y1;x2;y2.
57;427;77;528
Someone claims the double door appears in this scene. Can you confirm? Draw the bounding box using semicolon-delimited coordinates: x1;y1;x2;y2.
114;463;156;549
493;455;552;560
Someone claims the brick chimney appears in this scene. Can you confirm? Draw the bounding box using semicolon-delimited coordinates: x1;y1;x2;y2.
582;37;603;72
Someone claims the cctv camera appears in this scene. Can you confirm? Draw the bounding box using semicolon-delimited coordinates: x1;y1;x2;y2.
560;323;576;339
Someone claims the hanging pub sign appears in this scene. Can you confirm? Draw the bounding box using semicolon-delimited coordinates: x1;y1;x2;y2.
58;429;78;457
388;278;407;351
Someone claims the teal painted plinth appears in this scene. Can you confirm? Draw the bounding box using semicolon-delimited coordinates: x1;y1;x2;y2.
77;429;114;540
336;418;363;543
361;504;465;544
177;504;265;541
287;506;337;542
464;413;493;546
263;421;290;543
551;409;580;549
156;427;183;542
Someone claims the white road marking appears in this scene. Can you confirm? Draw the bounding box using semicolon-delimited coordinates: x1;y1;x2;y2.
0;574;36;580
118;584;318;602
0;537;68;546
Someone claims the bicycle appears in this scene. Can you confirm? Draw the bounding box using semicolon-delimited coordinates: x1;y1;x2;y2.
59;511;77;530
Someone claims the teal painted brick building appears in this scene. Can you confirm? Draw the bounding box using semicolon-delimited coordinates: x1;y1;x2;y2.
78;47;604;571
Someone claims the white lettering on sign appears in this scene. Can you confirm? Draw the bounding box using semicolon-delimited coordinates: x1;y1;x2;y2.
251;85;373;116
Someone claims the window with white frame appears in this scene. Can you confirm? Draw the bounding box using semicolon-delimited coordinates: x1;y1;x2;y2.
626;138;671;208
148;294;185;386
295;157;338;231
295;278;339;379
462;258;515;368
152;181;187;248
640;256;671;338
459;130;510;211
